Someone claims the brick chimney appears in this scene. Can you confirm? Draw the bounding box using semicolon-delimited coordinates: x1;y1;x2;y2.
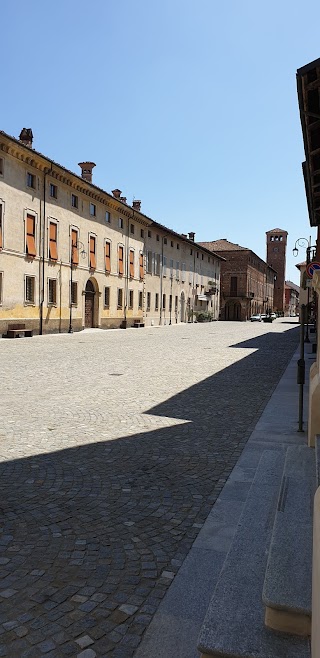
188;232;195;242
132;200;141;211
120;196;127;204
112;189;122;198
78;162;96;183
19;128;33;148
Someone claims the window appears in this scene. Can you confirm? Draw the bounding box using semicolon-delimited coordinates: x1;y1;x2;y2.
196;252;199;258
148;230;152;238
130;223;134;235
71;281;78;305
119;217;123;229
182;263;186;282
0;158;3;176
170;259;174;279
50;183;57;199
0;203;3;249
26;214;36;257
141;228;144;238
208;257;211;263
154;253;161;276
27;172;35;189
117;288;123;308
155;293;159;310
171;241;174;248
146;250;153;274
25;276;35;304
201;253;204;260
71;194;78;209
89;236;96;269
48;279;57;305
147;292;151;311
105;241;111;272
129;250;135;278
177;243;180;250
169;294;172;312
129;290;134;309
139;252;144;280
156;234;160;242
104;286;110;308
176;261;179;280
163;255;167;277
175;295;178;311
105;211;111;223
118;245;124;276
230;276;237;294
90;203;96;217
49;222;58;261
164;238;167;245
71;229;79;265
190;249;193;255
163;294;166;310
138;291;143;309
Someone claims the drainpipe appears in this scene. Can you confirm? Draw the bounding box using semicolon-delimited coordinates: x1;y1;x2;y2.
39;167;53;335
160;236;164;325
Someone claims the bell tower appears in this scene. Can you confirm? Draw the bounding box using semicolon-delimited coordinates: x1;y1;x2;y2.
266;228;288;313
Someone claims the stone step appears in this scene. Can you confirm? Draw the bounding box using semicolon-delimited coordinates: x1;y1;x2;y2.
315;435;320;487
262;445;315;636
197;449;310;658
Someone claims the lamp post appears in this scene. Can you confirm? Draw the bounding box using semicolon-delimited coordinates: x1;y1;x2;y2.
68;238;86;334
293;237;316;342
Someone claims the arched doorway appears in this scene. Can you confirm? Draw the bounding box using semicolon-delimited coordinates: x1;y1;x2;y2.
180;292;186;323
85;279;95;328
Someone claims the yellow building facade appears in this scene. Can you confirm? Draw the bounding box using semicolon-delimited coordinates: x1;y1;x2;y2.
0;129;222;334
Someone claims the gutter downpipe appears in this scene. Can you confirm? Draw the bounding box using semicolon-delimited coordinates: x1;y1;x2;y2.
159;236;164;325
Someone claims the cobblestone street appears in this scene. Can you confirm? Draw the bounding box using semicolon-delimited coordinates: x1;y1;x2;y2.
0;319;299;658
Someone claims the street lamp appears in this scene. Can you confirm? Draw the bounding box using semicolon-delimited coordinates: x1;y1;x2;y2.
293;237;316;342
68;238;86;334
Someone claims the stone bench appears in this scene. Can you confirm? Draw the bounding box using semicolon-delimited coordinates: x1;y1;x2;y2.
3;323;33;338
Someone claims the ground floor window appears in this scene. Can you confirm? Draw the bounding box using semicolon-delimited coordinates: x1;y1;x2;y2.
25;276;35;304
155;293;159;310
138;291;143;309
146;292;151;311
117;288;123;308
71;281;78;306
104;286;110;308
129;290;133;309
48;278;57;305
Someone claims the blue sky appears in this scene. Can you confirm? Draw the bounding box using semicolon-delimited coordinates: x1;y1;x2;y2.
2;0;319;284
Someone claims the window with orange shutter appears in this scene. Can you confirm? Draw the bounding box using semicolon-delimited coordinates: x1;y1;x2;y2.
0;204;2;250
118;246;124;276
129;250;134;278
49;222;58;261
90;236;96;269
105;242;111;272
26;214;36;257
71;229;79;265
139;253;144;280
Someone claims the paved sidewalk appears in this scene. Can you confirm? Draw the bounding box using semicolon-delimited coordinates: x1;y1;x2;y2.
134;337;315;658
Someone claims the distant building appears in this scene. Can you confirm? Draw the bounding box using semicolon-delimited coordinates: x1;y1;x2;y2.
199;239;276;321
266;228;288;313
284;281;300;316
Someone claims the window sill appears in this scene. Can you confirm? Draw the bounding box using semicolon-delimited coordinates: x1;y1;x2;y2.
24;302;36;306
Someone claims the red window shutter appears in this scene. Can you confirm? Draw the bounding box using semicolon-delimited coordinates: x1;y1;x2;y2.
90;236;96;269
105;242;111;272
49;222;58;261
130;251;134;278
118;246;124;276
26;215;36;257
139;253;144;280
71;229;79;265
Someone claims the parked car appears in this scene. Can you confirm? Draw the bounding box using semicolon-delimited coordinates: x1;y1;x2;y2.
270;312;277;320
250;313;262;322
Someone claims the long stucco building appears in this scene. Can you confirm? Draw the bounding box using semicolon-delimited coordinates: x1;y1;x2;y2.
0;128;223;334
